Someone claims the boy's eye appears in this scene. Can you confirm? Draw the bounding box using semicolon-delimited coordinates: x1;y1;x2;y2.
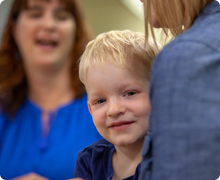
124;91;136;97
95;99;106;105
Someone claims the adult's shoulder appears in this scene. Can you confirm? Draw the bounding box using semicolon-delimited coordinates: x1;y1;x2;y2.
156;7;220;65
158;31;219;61
151;32;220;95
152;33;220;79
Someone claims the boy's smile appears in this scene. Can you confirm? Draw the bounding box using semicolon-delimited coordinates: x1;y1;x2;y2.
108;120;135;131
85;62;150;147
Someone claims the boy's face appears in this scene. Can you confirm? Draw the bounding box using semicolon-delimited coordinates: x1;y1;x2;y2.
85;62;150;147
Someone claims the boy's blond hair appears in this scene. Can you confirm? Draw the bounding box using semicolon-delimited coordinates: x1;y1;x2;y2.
79;30;158;84
144;0;213;43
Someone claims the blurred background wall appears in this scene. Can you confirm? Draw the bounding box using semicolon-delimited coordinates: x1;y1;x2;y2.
0;0;12;40
81;0;145;35
0;0;145;40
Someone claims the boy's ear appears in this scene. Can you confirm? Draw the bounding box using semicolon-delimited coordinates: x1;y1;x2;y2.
87;101;92;115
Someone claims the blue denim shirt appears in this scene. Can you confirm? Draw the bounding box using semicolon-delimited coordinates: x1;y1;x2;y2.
139;1;220;180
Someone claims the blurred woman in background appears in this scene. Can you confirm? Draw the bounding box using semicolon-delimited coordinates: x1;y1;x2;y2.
0;0;101;179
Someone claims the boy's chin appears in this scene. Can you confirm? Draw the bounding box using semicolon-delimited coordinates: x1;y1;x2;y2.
114;139;139;148
114;136;145;148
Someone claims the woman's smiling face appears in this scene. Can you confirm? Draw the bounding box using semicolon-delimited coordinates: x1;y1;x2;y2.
13;0;76;70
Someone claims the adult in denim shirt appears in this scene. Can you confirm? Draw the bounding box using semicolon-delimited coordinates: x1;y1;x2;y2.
139;0;220;180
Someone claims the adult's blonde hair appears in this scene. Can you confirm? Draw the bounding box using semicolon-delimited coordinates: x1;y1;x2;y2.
79;30;158;84
144;0;213;42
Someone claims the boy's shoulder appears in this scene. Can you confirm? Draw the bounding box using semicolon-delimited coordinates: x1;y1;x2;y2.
77;138;114;158
75;139;141;179
74;139;115;179
89;138;113;147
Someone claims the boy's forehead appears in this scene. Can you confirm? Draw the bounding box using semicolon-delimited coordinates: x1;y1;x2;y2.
87;60;124;73
84;64;149;97
85;59;148;82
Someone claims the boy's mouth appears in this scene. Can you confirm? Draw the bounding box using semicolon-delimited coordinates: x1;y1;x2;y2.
108;121;135;130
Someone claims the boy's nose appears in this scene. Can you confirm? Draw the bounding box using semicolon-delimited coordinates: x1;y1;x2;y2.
107;99;126;117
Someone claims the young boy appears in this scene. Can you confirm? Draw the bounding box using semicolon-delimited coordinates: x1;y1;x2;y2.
74;30;158;180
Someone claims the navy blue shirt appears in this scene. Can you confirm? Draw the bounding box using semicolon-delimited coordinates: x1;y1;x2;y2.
74;139;140;180
0;94;102;180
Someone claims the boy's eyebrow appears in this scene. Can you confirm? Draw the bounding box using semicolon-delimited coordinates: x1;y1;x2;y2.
87;91;102;98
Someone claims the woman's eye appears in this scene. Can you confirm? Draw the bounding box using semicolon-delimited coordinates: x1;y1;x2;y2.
28;11;42;18
56;11;72;20
95;99;106;104
125;91;136;96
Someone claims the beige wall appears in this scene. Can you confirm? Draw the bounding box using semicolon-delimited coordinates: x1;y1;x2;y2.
81;0;145;36
0;0;145;40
